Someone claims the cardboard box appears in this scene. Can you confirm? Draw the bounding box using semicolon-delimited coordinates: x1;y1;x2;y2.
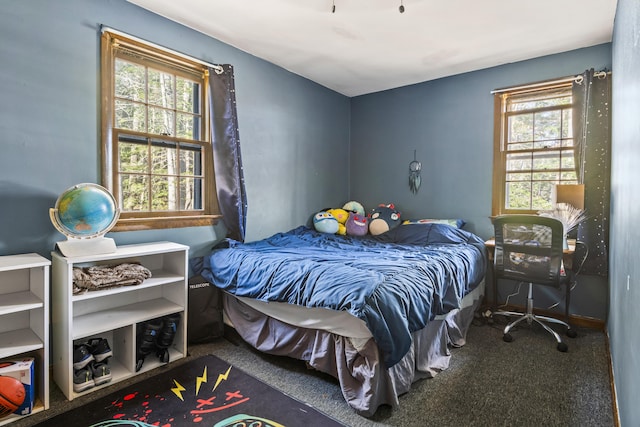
0;357;34;416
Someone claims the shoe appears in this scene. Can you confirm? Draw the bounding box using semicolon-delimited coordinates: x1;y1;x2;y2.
156;314;181;363
136;318;163;372
73;367;94;392
88;338;113;362
90;361;112;386
73;344;95;370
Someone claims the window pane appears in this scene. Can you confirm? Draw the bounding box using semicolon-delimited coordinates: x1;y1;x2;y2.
506;181;532;209
507;142;533;151
531;171;559;181
176;113;199;139
562;109;572;138
180;177;203;210
507;91;571;111
561;172;578;181
561;149;576;169
176;77;199;113
506;152;532;171
115;59;146;102
115;100;146;132
532;150;560;170
180;143;202;175
151;140;178;174
533;139;562;149
506;172;530;181
508;114;533;142
148;68;175;109
120;174;149;211
533;110;561;140
151;176;178;211
119;141;148;173
148;107;175;136
532;182;554;210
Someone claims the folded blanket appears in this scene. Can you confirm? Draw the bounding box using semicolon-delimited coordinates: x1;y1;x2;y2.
73;263;152;294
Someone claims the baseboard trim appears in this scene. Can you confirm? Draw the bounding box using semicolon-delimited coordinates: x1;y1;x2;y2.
567;313;605;330
604;330;621;427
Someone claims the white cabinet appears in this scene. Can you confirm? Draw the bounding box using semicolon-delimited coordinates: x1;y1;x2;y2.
0;253;50;426
51;242;188;401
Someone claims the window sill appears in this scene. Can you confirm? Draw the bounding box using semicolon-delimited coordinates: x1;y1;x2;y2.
111;215;221;232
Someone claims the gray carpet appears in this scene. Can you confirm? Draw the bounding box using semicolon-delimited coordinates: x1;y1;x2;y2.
10;318;614;427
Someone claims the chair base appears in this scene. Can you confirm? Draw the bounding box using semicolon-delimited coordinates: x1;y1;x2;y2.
494;283;576;352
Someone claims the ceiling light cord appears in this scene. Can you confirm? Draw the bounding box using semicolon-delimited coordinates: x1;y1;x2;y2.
399;0;405;13
332;0;336;13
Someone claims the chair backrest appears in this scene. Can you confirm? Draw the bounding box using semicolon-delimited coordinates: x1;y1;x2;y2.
493;215;565;287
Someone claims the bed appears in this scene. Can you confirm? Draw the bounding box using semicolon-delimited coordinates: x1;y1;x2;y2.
195;222;487;416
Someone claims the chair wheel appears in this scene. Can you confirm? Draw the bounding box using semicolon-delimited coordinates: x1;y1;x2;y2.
566;328;577;338
503;333;513;343
557;342;568;352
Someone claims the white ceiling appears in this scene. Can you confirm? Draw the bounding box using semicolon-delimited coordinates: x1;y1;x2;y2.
127;0;617;97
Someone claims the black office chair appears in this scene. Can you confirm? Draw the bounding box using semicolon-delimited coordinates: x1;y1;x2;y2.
492;214;577;352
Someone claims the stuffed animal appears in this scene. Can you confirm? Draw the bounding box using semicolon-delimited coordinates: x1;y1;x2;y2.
313;211;339;234
327;208;349;235
345;212;368;236
342;201;365;217
369;203;401;235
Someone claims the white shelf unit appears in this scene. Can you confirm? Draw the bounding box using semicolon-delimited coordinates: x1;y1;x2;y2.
0;253;50;426
51;242;188;401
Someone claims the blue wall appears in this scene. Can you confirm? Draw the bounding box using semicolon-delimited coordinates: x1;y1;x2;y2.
350;44;611;239
1;0;631;421
609;0;640;424
0;0;350;261
350;44;612;320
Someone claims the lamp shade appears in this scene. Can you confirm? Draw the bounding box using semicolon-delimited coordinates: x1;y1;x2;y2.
554;184;585;210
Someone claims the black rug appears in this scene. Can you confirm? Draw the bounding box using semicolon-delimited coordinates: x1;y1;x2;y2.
41;355;345;427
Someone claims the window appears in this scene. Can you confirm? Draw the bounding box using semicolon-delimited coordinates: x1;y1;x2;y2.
101;30;219;231
492;82;577;216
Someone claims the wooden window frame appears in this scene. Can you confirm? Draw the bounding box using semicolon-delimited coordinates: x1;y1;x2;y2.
492;82;576;217
101;30;220;231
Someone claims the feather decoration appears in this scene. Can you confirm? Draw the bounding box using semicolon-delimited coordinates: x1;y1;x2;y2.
409;150;421;194
538;203;588;235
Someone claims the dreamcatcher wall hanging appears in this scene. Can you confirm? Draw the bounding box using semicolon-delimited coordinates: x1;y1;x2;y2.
409;150;421;194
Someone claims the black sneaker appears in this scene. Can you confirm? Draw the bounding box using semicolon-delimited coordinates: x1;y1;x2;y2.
88;338;113;362
73;367;94;392
90;361;112;386
73;344;95;370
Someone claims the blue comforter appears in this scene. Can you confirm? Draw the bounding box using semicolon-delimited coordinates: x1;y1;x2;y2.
198;223;487;367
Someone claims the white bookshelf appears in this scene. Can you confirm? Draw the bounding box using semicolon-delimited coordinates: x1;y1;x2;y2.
0;253;50;426
51;242;188;401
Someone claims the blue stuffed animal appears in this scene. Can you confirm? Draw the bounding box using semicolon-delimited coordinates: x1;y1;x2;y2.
313;211;339;234
368;203;401;235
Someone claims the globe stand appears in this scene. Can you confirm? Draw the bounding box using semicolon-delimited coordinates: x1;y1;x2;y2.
55;236;117;258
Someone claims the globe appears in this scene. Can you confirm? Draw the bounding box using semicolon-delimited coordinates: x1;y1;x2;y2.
51;183;119;239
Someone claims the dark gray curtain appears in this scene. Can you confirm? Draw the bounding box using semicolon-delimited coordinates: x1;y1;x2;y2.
572;69;611;276
208;65;247;242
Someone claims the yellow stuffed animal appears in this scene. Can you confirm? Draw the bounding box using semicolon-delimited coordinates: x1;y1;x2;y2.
327;208;349;235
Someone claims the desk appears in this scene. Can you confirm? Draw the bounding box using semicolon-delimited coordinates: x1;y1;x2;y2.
484;238;575;269
484;238;575;309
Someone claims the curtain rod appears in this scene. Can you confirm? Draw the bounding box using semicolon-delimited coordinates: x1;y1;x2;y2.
100;25;224;74
491;70;610;95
